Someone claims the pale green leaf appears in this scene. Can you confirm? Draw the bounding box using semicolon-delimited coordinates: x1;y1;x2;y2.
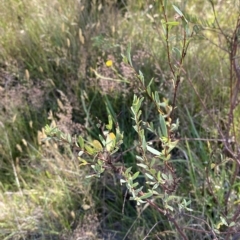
140;191;153;200
229;222;235;227
166;21;180;26
137;163;148;169
136;155;143;161
162;173;168;180
127;43;133;66
145;173;154;180
125;167;132;175
78;136;84;149
159;114;167;138
172;5;183;17
132;171;140;180
132;182;139;188
147;145;161;155
220;216;228;226
120;179;126;185
106;132;116;152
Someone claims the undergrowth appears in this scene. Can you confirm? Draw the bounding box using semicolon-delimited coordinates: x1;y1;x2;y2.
0;0;240;239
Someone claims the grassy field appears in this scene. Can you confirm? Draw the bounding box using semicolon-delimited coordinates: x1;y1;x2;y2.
0;0;240;239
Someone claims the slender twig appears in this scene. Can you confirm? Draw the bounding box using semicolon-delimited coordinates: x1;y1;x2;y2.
171;28;187;115
185;76;238;161
179;137;234;142
203;34;229;53
143;220;162;240
226;16;240;143
224;15;240;215
182;213;217;239
160;0;175;76
225;206;240;240
171;19;193;119
210;0;230;42
139;192;188;240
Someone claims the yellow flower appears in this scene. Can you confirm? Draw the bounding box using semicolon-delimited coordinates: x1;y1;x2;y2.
106;60;113;67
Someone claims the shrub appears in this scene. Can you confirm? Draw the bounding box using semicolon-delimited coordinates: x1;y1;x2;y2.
44;1;240;239
1;0;240;239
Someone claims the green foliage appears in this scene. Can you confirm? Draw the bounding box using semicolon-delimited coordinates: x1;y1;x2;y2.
43;2;194;237
1;0;240;239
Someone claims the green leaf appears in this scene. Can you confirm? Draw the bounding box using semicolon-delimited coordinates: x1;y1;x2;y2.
229;222;235;227
167;140;179;153
145;173;154;180
172;5;188;23
146;181;156;185
99;134;106;145
161;153;171;161
162;173;168;180
149;168;156;175
132;125;138;132
85;174;96;179
106;132;116;152
161;19;167;35
147;78;154;88
132;171;140;180
157;171;161;182
132;182;139;188
67;134;72;144
172;47;181;59
147;122;154;132
120;179;126;185
136;155;143;161
166;21;180;26
42;137;52;142
185;207;193;212
150;158;156;168
170;118;180;131
121;54;128;64
146;145;161;155
136;109;142;119
97;159;103;166
184;23;191;36
125;167;132;176
172;5;183;17
152;190;160;195
137;163;148;169
92;140;103;151
78;151;84;157
159;114;168;138
78;136;84;149
140;191;153;200
106;114;113;130
154;91;160;103
127;43;133;67
85;145;95;155
166;204;174;211
147;85;151;95
139;70;144;85
131;95;144;114
193;24;202;34
116;126;123;140
137;199;146;205
142;135;147;152
135;186;143;194
220;216;228;226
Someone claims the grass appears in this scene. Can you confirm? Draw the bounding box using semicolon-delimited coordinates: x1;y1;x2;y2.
0;0;240;239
